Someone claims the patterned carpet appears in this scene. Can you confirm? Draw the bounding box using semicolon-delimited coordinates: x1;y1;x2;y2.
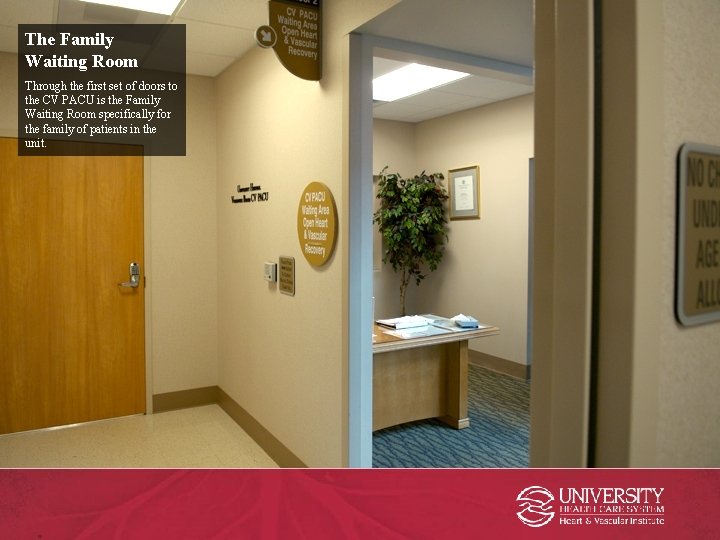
372;364;530;468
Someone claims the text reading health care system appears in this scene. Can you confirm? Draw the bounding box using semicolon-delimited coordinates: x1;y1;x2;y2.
18;25;186;156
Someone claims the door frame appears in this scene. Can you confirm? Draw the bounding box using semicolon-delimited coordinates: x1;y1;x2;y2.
1;128;153;418
142;157;153;415
592;0;663;467
346;31;538;468
529;0;595;467
347;1;600;469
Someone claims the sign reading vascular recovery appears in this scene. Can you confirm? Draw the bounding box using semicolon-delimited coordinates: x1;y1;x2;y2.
256;0;321;81
297;182;336;266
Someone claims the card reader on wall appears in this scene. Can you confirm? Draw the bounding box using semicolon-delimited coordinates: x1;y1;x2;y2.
263;262;277;282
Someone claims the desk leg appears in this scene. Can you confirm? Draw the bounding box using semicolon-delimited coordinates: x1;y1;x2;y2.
440;340;470;429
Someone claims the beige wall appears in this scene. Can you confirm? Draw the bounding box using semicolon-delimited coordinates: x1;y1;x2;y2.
373;94;533;366
0;53;16;133
2;0;401;468
592;0;719;468
657;0;720;466
373;119;417;180
0;52;219;398
149;75;218;395
215;0;397;468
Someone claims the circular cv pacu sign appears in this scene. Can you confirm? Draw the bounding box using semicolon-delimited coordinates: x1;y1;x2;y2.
297;182;337;266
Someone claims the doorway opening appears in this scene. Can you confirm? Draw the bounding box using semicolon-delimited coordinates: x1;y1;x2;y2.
347;1;535;468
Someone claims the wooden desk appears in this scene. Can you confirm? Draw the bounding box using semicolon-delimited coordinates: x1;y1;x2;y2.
372;322;499;431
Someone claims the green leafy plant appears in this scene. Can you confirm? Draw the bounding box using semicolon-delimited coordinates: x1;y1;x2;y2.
373;167;449;315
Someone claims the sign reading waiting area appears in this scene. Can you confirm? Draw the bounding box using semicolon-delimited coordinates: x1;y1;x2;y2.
256;0;321;81
297;181;337;267
676;143;720;326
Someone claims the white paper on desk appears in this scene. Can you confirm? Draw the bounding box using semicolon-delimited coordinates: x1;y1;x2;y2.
376;315;434;329
419;314;488;331
387;325;452;339
419;314;459;330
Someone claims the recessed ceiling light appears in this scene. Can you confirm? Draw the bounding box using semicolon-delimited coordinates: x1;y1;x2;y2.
373;63;470;102
78;0;182;16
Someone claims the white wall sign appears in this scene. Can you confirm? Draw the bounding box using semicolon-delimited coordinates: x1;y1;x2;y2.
676;143;720;326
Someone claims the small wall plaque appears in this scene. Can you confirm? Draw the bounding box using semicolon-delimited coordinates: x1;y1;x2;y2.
676;143;720;326
279;256;295;296
231;182;269;204
448;165;480;220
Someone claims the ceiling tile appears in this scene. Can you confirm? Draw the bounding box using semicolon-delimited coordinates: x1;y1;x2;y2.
372;68;532;124
373;57;407;78
441;95;495;111
360;0;533;68
0;25;18;53
56;0;168;24
373;100;434;122
439;75;533;100
388;87;476;109
174;18;255;57
177;0;267;29
185;50;237;77
0;0;55;25
432;97;495;117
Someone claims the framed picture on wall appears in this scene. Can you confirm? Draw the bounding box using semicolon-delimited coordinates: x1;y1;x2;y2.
448;165;480;220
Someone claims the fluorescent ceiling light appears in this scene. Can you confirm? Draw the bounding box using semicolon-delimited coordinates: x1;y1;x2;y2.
79;0;182;16
373;63;470;102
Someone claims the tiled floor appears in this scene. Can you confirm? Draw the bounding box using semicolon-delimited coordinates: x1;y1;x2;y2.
0;405;278;468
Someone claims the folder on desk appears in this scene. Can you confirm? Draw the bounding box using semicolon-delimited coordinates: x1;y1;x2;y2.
421;314;486;330
375;315;434;329
387;325;452;339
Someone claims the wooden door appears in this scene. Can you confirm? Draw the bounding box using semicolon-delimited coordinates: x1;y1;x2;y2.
0;137;145;434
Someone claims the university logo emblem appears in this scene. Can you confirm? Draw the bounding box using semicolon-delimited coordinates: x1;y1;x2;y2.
516;486;555;527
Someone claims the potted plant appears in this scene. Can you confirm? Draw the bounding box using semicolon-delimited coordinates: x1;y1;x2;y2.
373;167;449;315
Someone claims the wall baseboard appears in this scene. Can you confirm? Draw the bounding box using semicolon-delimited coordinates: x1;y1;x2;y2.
216;388;306;468
153;386;219;412
468;350;531;380
153;386;306;468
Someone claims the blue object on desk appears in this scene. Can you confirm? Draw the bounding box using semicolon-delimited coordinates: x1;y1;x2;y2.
453;315;479;328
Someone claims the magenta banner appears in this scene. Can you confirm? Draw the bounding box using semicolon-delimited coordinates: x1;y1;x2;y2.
1;469;718;538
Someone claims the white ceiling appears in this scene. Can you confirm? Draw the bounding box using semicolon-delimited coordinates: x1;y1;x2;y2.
361;0;534;67
362;0;534;122
371;56;533;123
0;0;534;123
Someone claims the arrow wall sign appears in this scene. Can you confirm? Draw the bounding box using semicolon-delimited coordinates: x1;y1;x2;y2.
256;0;322;81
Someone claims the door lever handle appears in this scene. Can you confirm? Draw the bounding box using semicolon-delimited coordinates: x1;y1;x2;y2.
119;276;139;288
118;262;140;288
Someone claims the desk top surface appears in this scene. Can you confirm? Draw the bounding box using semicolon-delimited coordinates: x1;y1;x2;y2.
372;318;499;353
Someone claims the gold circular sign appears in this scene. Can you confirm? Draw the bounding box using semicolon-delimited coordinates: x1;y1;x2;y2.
297;182;337;266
